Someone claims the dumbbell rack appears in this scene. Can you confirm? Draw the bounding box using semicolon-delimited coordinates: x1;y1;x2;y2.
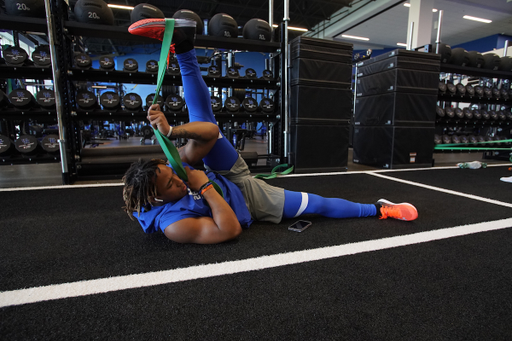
435;63;512;162
0;21;62;165
0;1;286;181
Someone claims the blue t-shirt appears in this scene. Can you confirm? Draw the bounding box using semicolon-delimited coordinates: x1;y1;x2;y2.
134;164;253;234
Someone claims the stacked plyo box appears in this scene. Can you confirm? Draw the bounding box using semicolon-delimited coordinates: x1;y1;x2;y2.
353;49;441;169
289;36;353;173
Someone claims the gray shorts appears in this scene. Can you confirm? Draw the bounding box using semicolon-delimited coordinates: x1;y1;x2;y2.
206;155;285;223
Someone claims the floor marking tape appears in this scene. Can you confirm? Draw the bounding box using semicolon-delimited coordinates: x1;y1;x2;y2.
1;164;510;191
369;172;512;208
0;183;123;192
2;217;512;308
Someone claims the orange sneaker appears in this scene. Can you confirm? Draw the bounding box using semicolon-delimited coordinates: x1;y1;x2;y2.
128;18;196;44
377;199;418;221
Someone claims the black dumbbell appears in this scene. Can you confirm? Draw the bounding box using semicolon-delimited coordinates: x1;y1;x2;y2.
74;52;92;69
463;107;473;119
3;45;29;66
32;45;51;68
259;97;275;114
245;68;257;79
434;134;442;144
483;87;492;98
456;83;466;97
146;60;158;73
100;91;121;110
123;58;138;72
145;93;164;109
15;135;41;156
40;134;60;154
446;83;456;96
211;96;222;112
492;87;500;100
36;89;56;109
241;97;258;113
436;106;445;118
123;93;143;111
99;56;115;71
438;81;447;95
465;85;475;97
8;89;36;109
445;107;455;118
167;58;180;76
224;96;241;112
500;88;509;100
454;108;464;119
76;90;98;110
261;69;273;80
226;66;240;78
474;86;484;98
164;93;185;112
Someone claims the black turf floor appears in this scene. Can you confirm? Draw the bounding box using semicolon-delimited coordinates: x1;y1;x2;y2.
1;165;512;340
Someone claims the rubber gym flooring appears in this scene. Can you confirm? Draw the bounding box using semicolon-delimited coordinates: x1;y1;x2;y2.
1;164;512;340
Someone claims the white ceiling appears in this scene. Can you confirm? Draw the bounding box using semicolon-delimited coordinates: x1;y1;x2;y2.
307;0;512;51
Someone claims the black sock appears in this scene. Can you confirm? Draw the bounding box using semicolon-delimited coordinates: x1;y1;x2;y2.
374;203;382;217
174;41;194;55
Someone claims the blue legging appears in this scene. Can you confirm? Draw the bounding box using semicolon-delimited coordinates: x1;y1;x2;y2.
176;49;377;220
176;49;239;171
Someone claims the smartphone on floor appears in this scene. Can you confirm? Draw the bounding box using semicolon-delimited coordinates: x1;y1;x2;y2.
288;220;312;232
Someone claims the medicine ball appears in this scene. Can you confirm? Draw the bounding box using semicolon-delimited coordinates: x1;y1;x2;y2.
467;51;484;68
173;9;203;35
437;43;451;64
449;48;469;66
482;53;501;70
130;3;164;24
208;13;238;38
5;0;46;18
242;18;271;41
74;0;114;25
499;56;512;72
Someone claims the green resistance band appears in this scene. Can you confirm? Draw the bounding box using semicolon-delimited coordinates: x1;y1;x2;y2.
253;164;294;179
151;19;223;197
434;139;512;150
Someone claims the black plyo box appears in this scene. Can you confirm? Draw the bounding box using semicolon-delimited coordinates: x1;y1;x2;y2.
356;68;439;96
290;120;349;173
291;36;352;63
356;49;441;76
352;125;435;169
354;92;437;126
291;58;352;84
356;54;441;77
291;84;352;121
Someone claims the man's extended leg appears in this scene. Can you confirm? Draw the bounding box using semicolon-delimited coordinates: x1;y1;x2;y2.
175;49;239;171
282;190;418;221
129;18;239;171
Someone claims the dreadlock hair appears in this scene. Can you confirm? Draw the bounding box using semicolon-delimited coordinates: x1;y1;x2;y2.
122;158;167;219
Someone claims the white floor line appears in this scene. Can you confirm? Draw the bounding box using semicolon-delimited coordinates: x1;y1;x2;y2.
2;217;512;309
272;163;511;178
0;182;123;192
369;172;512;208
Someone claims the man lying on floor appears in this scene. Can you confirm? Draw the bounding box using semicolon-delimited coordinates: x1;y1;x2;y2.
122;18;418;245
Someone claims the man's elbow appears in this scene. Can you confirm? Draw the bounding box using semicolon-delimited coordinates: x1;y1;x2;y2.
229;223;243;239
204;122;220;140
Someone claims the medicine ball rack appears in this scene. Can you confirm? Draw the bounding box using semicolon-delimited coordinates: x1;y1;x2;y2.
0;3;285;182
435;63;512;161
